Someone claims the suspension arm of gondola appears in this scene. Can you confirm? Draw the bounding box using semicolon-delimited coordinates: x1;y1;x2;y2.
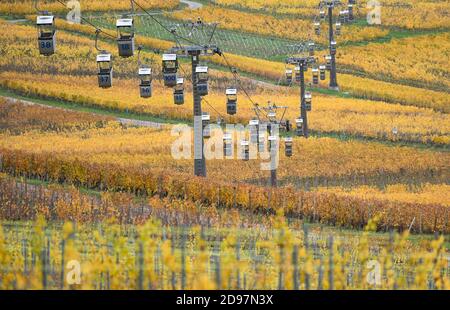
208;23;219;45
202;97;225;123
94;29;109;53
221;52;260;110
130;0;135;16
137;45;142;67
53;0;116;39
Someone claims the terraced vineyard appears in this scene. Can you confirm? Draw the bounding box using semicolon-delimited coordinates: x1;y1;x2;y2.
0;0;448;294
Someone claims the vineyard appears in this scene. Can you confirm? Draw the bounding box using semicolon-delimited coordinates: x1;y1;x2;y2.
0;0;449;293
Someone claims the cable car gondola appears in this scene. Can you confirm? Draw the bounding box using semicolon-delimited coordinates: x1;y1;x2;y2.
305;92;312;111
241;140;250;161
314;22;321;35
295;66;303;83
139;67;152;98
249;119;259;144
223;133;232;158
268;135;278;152
258;133;266;153
162;54;178;87
284;137;293;157
37;15;56;56
295;118;304;137
116;18;135;57
325;55;332;71
339;10;346;23
196;66;209;96
174;78;185;105
330;41;337;55
308;42;315;56
226;88;237;115
312;67;319;85
202;113;211;138
97;52;113;88
285;69;293;85
335;22;342;36
348;4;354;21
320;10;326;20
319;65;326;81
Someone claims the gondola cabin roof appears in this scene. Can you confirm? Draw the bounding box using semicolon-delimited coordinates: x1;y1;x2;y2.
116;18;133;27
268;136;278;141
97;54;112;62
176;78;184;85
284;137;293;142
296;118;304;123
249;119;259;126
241;140;249;146
226;88;237;95
196;66;208;73
162;54;177;61
37;15;54;25
267;112;276;118
139;68;152;75
201;114;210;121
223;133;232;140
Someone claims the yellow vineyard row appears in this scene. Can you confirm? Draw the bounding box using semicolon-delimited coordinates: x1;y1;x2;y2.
335;32;450;91
2;72;449;145
169;6;389;44
0;105;448;185
0;0;179;15
215;0;450;29
1;215;448;289
317;183;450;207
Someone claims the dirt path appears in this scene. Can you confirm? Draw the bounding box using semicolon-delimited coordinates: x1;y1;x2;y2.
6;19;27;24
180;0;203;10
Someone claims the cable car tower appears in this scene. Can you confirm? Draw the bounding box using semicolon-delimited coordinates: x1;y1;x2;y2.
251;102;291;188
158;17;223;178
286;53;316;138
314;0;355;91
